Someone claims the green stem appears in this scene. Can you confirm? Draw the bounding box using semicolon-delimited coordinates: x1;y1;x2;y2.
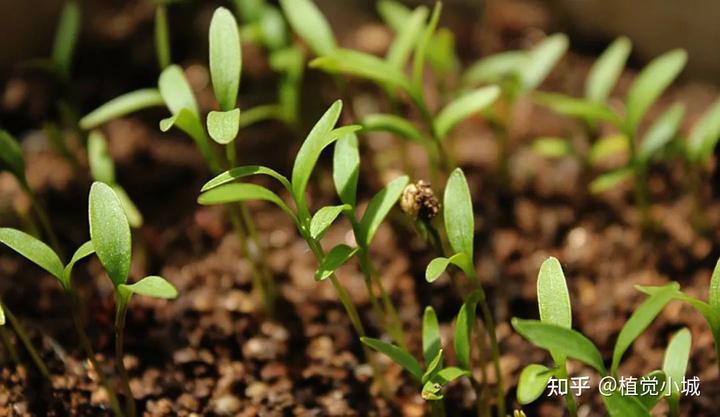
114;294;136;417
476;290;505;417
2;302;51;380
555;363;577;417
430;400;447;417
67;289;124;417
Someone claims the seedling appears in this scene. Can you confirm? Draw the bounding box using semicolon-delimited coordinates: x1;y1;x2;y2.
425;168;505;417
89;181;178;417
198;100;410;387
463;33;569;180
514;257;687;417
0;130;62;253
533;40;687;228
361;305;470;417
283;0;499;181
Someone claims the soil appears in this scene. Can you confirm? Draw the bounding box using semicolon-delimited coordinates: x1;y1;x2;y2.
1;1;719;416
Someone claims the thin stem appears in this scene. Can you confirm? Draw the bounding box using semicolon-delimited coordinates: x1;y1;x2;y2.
67;289;124;417
114;296;136;417
0;326;19;364
472;319;491;417
2;302;51;380
555;363;577;417
476;290;505;417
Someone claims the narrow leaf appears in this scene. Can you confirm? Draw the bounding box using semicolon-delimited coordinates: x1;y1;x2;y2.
519;34;569;92
87;130;115;184
532;137;572;158
589;168;633;194
310;49;411;92
589;134;630;165
688;98;720;162
422;349;444;383
198;183;297;224
315;244;358;281
517;364;554;405
454;300;475;370
534;92;621;126
611;283;680;374
639;103;685;162
207;109;240;144
602;391;652;417
585;37;632;103
512;318;606;373
358;175;409;246
463;51;527;86
79;89;164;130
435;86;500;139
710;257;720;310
444;168;474;259
360;113;428;146
280;0;336;56
633;371;666;410
662;328;691;401
209;7;241;111
537;257;572;328
377;0;410;32
333;133;360;207
258;5;288;50
361;337;423;379
158;65;199;117
120;276;178;299
63;241;94;284
89;182;132;286
310;204;350;240
0;130;26;180
201;165;291;193
422;306;441;365
52;1;81;77
0;228;64;281
625;49;687;134
412;2;441;89
386;6;428;70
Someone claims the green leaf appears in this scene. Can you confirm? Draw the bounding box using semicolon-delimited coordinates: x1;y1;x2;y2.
633;371;666;410
198;183;297;224
234;0;264;22
637;284;720;337
202;165;291;193
63;241;94;284
361;336;423;380
0;130;26;180
207;109;240;144
258;5;288;50
310;49;411;93
534;92;621;126
537;257;572;328
209;7;241;111
422;349;444;383
517;364;554;405
611;283;679;374
280;0;336;56
444;168;474;260
585;37;632;103
589;168;633;194
426;28;460;76
120;275;178;299
155;5;171;70
602;391;652;417
688;98;720;162
52;1;81;77
422;367;470;400
87;130;115;184
291;100;342;204
519;34;568;93
425;253;471;282
357;175;409;247
310;204;350;240
710;257;720;310
454;299;476;370
435;86;500;139
333;133;360;207
589;134;630;165
158;65;199;117
512;318;606;373
422;306;441;365
463;51;527;86
638;103;685;162
112;185;143;229
386;6;428;70
625;49;687;134
532;137;572;158
360;113;428;146
0;228;64;282
315;244;358;281
412;2;441;89
662;328;691;408
88;182;132;287
377;0;410;32
79;89;164;130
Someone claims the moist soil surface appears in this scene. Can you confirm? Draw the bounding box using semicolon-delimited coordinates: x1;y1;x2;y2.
1;1;720;416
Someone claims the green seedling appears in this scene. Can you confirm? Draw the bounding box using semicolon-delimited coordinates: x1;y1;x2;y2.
283;0;499;181
88;130;143;228
0;229;123;416
514;257;686;417
533;40;687;228
425;168;504;417
362;306;470;417
332;133;407;348
463;33;569;180
89;181;178;417
0;130;62;253
198;100;409;388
